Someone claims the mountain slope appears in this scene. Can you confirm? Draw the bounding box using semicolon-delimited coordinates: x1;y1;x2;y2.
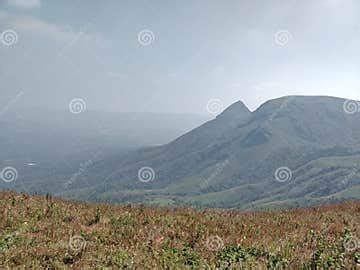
18;96;360;209
0;110;209;196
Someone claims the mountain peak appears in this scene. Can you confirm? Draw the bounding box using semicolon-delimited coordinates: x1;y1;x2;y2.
217;100;251;120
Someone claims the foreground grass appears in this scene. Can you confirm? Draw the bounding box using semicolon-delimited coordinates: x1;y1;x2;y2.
0;192;359;269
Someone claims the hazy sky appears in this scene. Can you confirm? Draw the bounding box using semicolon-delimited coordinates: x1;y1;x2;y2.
0;0;359;115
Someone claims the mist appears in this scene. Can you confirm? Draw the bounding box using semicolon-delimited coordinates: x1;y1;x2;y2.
1;0;360;116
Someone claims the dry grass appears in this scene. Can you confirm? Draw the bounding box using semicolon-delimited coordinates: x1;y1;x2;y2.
1;191;359;269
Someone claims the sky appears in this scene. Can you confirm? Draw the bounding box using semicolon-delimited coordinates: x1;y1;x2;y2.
0;0;360;115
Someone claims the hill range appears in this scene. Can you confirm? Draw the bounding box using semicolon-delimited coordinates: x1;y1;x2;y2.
48;95;360;210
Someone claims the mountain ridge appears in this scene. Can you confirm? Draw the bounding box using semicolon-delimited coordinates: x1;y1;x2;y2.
60;95;359;209
4;96;360;210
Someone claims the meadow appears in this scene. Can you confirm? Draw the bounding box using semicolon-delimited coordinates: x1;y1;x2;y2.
1;191;359;269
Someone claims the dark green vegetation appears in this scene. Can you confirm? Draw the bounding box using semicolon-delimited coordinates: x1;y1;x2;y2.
1;192;359;268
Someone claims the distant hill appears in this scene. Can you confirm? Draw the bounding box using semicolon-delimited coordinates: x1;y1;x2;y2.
57;96;360;209
0;109;209;194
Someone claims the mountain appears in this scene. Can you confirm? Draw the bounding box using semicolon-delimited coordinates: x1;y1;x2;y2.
56;95;358;209
0;109;209;195
3;96;360;209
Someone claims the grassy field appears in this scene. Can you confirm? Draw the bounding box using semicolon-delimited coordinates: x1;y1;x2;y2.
0;191;359;269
